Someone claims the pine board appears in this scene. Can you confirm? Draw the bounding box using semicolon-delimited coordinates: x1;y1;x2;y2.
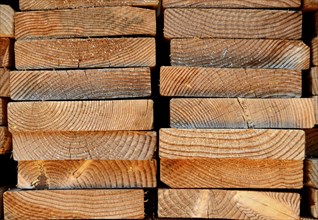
8;100;153;132
4;189;145;219
15;38;156;70
171;39;310;70
0;68;9;97
15;7;156;40
11;68;151;101
313;97;318;124
305;129;318;157
311;68;318;95
158;189;300;219
0;5;14;38
0;38;13;68
0;127;11;155
306;159;318;188
310;188;318;218
160;67;302;98
312;38;318;66
164;9;301;39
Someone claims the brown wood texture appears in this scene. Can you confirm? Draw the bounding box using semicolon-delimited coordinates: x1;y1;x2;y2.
13;131;156;161
158;189;300;219
311;68;318;95
0;99;7;126
0;5;14;38
0;38;13;68
15;7;156;40
313;97;318;124
306;159;318;188
171;39;310;70
303;0;318;11
0;127;11;155
8;100;153;132
305;129;318;156
160;67;302;98
0;186;9;218
312;38;318;66
4;189;144;219
15;38;156;70
310;188;318;218
0;68;9;97
159;129;304;160
18;160;156;189
160;158;303;189
164;9;301;39
170;98;315;129
11;68;151;101
20;0;159;10
163;0;300;8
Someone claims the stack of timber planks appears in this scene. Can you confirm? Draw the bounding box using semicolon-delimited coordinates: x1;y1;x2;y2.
4;1;158;219
159;0;314;219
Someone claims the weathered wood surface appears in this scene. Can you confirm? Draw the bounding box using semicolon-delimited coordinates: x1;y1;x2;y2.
170;98;315;129
15;38;156;70
20;0;159;10
0;127;11;155
160;158;303;189
303;0;318;11
306;159;318;188
8;100;153;132
158;189;300;219
4;189;145;219
0;5;14;38
160;129;304;160
171;39;310;70
164;9;301;39
312;38;318;66
11;68;151;101
16;7;156;40
305;129;318;156
18;160;156;189
0;38;13;68
309;188;318;218
163;0;300;8
0;69;9;97
160;67;302;98
13;131;156;161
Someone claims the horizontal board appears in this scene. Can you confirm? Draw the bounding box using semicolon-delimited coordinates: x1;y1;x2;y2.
160;67;302;98
8;100;153;132
0;69;9;97
303;0;318;11
305;159;318;188
158;189;300;219
15;38;156;70
164;9;301;39
18;160;156;189
160;158;303;189
20;0;159;10
312;38;318;66
0;5;14;38
305;129;318;157
310;188;318;218
16;7;156;40
0;127;11;155
170;98;315;129
160;129;304;160
4;189;144;219
11;68;151;100
0;39;13;68
171;39;310;70
13;131;156;160
163;0;301;8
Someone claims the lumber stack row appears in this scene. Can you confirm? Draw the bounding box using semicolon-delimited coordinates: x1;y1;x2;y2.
159;0;310;218
4;1;158;219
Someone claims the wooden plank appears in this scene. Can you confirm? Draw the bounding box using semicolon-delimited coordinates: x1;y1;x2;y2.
158;189;300;219
312;38;318;66
4;189;144;219
170;98;315;129
171;39;310;70
0;69;10;97
160;129;304;160
0;186;9;218
311;68;318;95
0;5;14;38
11;68;151;101
303;0;318;11
306;159;318;188
309;188;318;218
313;97;318;124
18;160;156;189
0;99;6;126
305;129;318;157
13;131;156;161
8;100;153;132
160;158;303;189
0;127;11;155
160;67;302;98
163;0;301;8
0;38;13;68
164;9;301;39
15;7;156;40
20;0;159;10
15;38;156;70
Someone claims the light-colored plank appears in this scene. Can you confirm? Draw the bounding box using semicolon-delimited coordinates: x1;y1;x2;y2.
15;38;156;70
305;129;318;157
0;68;9;97
0;38;13;68
8;100;153;132
164;9;301;39
18;160;156;189
20;0;159;10
4;189;144;219
160;129;304;160
171;39;310;70
160;67;302;98
0;127;11;155
310;188;318;218
170;98;315;129
158;189;300;219
160;158;303;189
312;38;318;66
11;68;151;101
303;0;318;11
0;5;14;38
163;0;300;8
13;131;156;161
305;159;318;188
15;7;156;40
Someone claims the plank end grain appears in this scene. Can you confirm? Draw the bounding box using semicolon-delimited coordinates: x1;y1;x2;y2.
303;0;318;11
0;68;9;98
0;5;14;38
0;127;11;155
0;38;13;68
305;129;318;157
310;188;318;218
